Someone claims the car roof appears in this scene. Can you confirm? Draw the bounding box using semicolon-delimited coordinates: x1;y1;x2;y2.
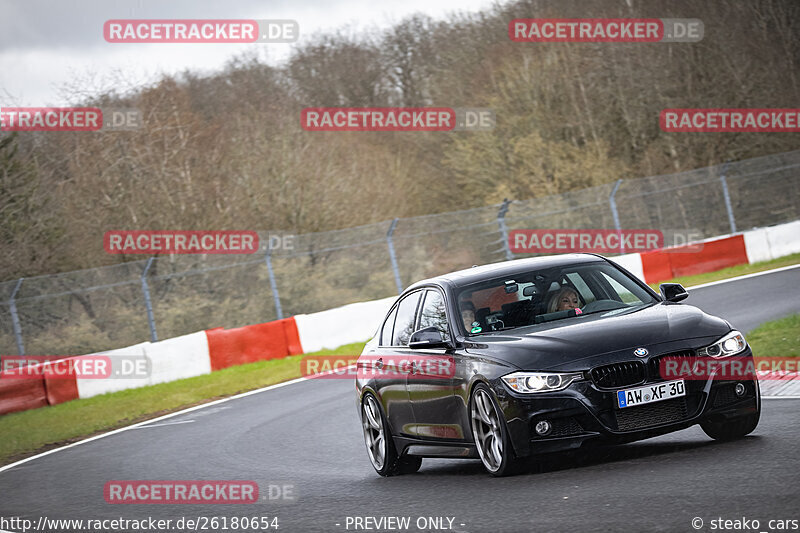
406;253;607;292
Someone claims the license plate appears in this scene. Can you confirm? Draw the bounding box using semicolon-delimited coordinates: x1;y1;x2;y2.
617;379;685;408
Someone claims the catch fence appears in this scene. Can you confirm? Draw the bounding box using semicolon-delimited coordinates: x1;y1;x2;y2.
2;150;799;355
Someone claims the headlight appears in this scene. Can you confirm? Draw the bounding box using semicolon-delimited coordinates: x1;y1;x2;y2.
502;371;583;393
697;330;747;358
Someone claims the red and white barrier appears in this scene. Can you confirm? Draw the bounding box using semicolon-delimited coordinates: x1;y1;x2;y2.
294;296;395;353
0;372;48;415
75;342;149;399
743;220;800;264
74;332;214;400
206;317;302;371
610;221;800;285
146;331;212;386
640;233;748;283
2;220;799;415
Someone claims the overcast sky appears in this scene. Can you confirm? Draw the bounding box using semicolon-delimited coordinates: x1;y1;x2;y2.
0;0;497;106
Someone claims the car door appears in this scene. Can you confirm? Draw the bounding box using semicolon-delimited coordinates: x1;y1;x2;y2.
405;288;464;441
368;290;422;436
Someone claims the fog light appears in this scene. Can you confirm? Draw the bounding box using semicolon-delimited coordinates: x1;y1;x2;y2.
735;382;746;397
535;420;552;436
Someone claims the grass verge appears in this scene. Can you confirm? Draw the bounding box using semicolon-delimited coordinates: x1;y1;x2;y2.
747;314;800;358
647;252;800;291
0;342;365;466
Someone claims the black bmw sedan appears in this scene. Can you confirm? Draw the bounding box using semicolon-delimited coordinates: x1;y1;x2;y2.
356;254;761;476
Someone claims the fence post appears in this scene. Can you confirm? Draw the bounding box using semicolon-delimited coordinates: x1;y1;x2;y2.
9;277;25;356
609;179;624;254
141;258;158;342
386;219;403;295
497;199;513;261
265;247;284;320
719;161;737;234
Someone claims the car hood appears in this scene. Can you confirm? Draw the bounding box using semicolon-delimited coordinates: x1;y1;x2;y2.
464;302;730;371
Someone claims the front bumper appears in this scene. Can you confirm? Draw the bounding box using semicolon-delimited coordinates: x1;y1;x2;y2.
495;351;760;458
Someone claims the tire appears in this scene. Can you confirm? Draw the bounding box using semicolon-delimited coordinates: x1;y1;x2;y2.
469;383;522;476
360;393;422;476
701;382;761;441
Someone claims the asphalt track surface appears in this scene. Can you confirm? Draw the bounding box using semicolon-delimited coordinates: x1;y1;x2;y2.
1;266;799;533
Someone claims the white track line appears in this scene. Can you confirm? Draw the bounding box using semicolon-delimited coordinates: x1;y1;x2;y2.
2;263;799;474
0;375;312;474
0;362;361;474
685;263;800;291
762;396;800;400
135;419;196;429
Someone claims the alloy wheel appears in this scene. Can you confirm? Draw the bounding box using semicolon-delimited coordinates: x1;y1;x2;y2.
362;395;387;470
471;387;504;473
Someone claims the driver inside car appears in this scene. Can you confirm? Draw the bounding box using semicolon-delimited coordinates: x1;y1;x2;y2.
460;300;477;331
547;286;582;313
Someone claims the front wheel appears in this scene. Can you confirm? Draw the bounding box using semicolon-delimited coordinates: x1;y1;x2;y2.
469;384;522;476
361;393;421;476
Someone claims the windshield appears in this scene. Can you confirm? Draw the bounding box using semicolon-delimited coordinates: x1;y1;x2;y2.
455;261;657;335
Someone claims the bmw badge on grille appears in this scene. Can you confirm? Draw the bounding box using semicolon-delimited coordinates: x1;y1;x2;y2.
634;347;649;358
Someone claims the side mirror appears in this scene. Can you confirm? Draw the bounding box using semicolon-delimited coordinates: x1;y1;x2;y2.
409;326;449;349
660;283;689;302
